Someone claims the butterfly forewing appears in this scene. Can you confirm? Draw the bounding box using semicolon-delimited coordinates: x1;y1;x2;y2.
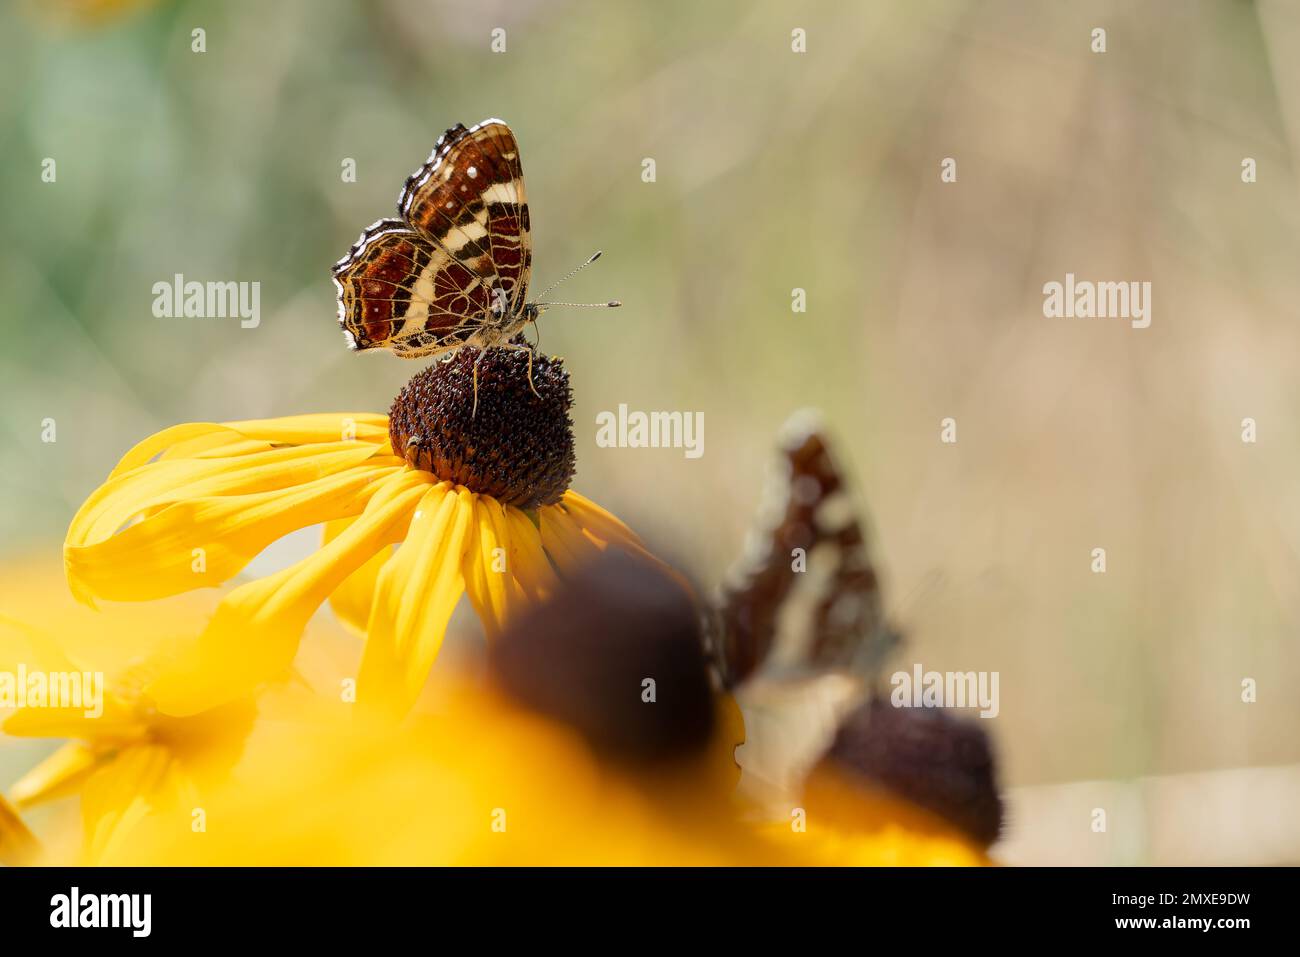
333;118;532;356
398;119;532;318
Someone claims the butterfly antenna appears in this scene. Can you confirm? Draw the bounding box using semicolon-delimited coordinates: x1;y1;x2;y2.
531;250;619;308
530;300;622;309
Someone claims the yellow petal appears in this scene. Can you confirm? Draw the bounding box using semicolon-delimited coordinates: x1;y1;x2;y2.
323;519;393;638
158;433;273;463
2;696;141;742
560;489;648;549
108;421;233;478
221;412;391;447
0;617;144;739
73;441;386;548
502;507;559;602
65;459;399;604
538;501;607;571
358;484;472;720
148;468;433;716
6;741;103;809
80;743;188;865
0;791;40;866
461;495;521;639
551;492;694;597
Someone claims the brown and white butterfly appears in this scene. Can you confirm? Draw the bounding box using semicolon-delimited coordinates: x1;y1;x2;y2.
332;118;618;409
712;410;902;688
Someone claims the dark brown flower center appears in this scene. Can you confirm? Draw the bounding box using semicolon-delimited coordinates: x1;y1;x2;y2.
388;346;575;508
488;551;717;763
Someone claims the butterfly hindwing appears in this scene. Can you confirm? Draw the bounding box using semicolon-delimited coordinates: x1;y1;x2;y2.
331;218;487;355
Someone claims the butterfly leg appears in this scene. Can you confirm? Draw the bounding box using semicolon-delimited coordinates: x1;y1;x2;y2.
471;348;489;418
502;342;542;399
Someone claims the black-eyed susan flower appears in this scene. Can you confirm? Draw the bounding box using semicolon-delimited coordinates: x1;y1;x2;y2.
63;347;658;719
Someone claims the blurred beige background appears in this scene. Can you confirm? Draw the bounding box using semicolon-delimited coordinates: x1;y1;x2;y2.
2;0;1299;863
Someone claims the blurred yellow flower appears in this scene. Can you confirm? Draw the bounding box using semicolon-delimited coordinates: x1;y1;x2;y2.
76;679;987;867
1;607;256;864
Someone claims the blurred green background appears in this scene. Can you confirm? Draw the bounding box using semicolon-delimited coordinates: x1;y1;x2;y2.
3;0;1300;863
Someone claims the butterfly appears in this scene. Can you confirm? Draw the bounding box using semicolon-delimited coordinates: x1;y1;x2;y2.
712;410;901;687
332;118;619;411
711;414;1002;847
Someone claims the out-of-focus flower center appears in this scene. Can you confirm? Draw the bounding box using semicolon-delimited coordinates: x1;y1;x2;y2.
388;346;576;508
822;698;1003;847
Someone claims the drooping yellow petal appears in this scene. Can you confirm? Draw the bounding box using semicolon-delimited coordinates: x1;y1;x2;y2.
73;441;385;549
560;490;648;549
65;459;398;604
358;484;472;720
323;519;393;638
502;507;559;602
148;468;433;716
0;791;40;866
6;741;104;809
538;501;607;570
549;492;694;596
461;495;522;639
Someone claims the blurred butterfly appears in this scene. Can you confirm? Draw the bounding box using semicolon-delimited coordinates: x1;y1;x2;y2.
332;118;618;412
713;413;1002;847
711;410;902;688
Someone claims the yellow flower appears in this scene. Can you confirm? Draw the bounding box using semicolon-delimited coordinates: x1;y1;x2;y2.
82;680;762;866
63;349;657;719
0;583;259;863
73;676;981;867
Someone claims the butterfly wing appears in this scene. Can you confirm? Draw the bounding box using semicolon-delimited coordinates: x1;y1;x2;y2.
398;118;532;319
332;119;532;356
332;218;490;356
714;412;898;687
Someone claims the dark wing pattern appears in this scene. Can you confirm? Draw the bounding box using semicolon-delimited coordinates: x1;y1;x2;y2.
398;118;531;318
331;219;488;355
713;412;898;687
